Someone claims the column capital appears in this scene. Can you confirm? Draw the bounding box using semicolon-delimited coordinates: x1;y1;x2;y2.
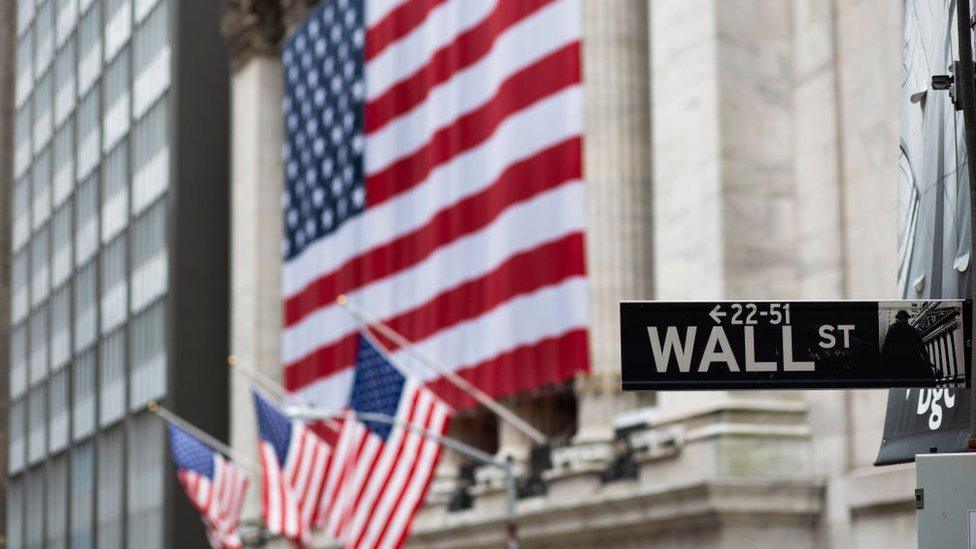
220;0;285;71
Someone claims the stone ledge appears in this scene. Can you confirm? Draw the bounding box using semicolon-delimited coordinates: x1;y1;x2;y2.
409;477;824;548
846;463;916;515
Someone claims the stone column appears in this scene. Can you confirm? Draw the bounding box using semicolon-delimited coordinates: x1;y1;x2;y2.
573;0;656;445
221;0;286;522
0;0;15;529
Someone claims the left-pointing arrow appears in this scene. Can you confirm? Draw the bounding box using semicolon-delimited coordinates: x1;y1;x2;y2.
709;304;726;324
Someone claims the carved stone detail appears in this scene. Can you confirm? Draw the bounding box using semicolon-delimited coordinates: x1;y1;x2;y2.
220;0;286;70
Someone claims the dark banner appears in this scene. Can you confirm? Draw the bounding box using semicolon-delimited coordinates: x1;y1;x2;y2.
621;300;970;391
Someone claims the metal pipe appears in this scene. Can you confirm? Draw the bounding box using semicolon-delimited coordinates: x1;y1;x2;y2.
229;356;343;433
148;402;261;474
338;295;548;445
286;405;520;548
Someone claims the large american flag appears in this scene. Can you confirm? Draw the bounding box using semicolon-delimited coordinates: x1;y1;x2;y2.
281;0;589;409
317;334;451;548
252;391;332;545
168;425;250;549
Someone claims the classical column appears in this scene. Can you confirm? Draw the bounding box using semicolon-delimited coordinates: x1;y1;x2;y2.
221;0;286;522
572;0;655;445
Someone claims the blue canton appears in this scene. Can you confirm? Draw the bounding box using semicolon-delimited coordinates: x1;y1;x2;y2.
252;391;294;466
282;0;366;260
169;424;216;479
349;336;407;441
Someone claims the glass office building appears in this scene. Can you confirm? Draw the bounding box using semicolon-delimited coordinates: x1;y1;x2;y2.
7;0;229;545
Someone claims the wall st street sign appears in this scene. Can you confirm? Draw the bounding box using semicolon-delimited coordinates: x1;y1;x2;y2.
620;300;971;391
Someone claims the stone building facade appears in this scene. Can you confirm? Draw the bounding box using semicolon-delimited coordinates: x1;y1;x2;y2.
221;0;910;547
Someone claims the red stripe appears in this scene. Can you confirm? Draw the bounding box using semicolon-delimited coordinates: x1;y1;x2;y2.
286;431;308;489
365;0;559;133
370;402;446;548
427;328;588;409
285;136;582;326
329;428;370;535
365;0;449;61
366;42;581;206
296;435;322;517
284;232;586;390
391;406;451;549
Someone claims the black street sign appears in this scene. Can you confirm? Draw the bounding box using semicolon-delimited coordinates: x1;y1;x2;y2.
621;300;971;391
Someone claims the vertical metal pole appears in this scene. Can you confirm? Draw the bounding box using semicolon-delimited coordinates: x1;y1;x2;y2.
956;0;976;445
504;462;519;549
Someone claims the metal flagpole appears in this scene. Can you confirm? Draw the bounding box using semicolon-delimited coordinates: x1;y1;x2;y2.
336;295;548;446
148;402;261;474
228;355;343;433
286;405;520;549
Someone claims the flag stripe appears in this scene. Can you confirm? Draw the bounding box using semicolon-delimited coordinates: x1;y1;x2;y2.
282;86;583;299
365;0;557;131
284;136;581;325
365;42;582;205
365;0;448;60
285;232;586;389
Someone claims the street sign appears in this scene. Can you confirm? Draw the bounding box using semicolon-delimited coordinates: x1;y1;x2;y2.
621;300;971;391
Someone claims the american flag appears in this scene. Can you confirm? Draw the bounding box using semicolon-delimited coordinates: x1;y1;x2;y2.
280;0;590;408
252;391;332;545
317;334;451;548
168;424;250;549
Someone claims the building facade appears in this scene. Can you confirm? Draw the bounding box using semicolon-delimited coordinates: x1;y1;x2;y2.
5;0;230;546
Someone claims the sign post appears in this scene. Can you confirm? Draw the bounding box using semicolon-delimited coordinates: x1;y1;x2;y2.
621;300;971;391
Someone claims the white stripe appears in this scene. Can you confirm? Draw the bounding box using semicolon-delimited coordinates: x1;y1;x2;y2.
328;430;380;535
366;0;498;100
283;181;586;363
287;428;317;511
294;276;588;409
300;439;329;524
365;0;580;173
343;383;429;544
260;443;284;534
374;403;450;549
283;87;583;298
366;0;410;27
323;422;368;535
318;419;361;529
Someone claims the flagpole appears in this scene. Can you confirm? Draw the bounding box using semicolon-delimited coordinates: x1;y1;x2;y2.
148;402;261;474
228;355;342;433
337;295;548;446
286;405;520;549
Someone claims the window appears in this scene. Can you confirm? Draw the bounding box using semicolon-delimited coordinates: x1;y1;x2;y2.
134;0;159;24
56;0;77;47
26;468;46;549
15;28;33;107
47;455;70;549
33;71;53;153
53;119;74;206
28;385;47;463
132;96;168;214
17;0;35;35
78;2;101;95
13;175;30;250
36;0;55;75
73;351;96;439
29;305;49;385
11;324;28;399
75;172;99;266
9;400;26;473
15;103;32;180
130;302;165;408
12;250;29;324
97;426;125;549
131;200;166;312
49;368;70;452
51;204;73;287
103;49;130;151
74;262;97;352
54;38;76;126
8;476;24;548
76;86;100;181
51;284;72;369
133;0;168;118
104;0;131;62
101;235;127;333
32;149;52;230
71;442;95;549
100;328;126;425
102;142;128;242
128;413;164;549
30;225;50;306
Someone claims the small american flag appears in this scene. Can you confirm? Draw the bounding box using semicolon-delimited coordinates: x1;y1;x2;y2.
168;425;249;549
317;334;452;548
281;0;589;408
252;391;332;545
